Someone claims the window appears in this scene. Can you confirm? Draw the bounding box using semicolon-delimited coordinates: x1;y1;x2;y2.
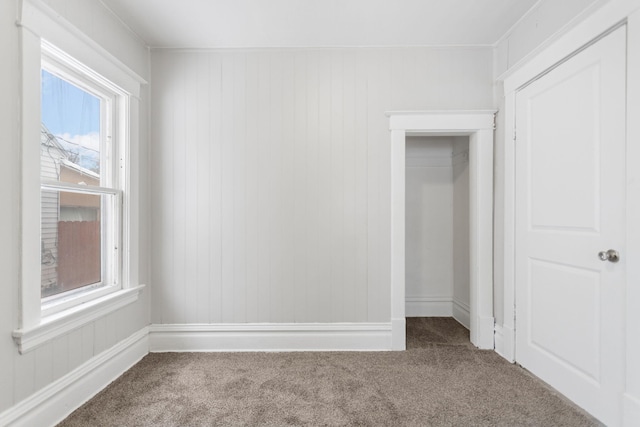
14;1;145;354
40;50;123;315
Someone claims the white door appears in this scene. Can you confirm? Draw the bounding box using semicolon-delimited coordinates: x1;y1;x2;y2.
515;26;626;425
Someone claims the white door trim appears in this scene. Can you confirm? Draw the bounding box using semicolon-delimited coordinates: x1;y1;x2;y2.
625;9;640;427
387;110;496;350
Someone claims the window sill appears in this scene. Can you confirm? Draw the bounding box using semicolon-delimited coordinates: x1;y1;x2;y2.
12;285;145;354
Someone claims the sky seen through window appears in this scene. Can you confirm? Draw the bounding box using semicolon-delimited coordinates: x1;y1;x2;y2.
41;70;101;173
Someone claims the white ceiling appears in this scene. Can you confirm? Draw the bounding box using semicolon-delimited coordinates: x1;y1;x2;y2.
101;0;539;48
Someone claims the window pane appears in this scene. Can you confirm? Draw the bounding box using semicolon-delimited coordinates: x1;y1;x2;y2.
41;70;102;183
41;190;104;298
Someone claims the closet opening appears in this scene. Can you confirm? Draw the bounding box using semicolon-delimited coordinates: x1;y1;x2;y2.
405;136;471;346
388;110;495;351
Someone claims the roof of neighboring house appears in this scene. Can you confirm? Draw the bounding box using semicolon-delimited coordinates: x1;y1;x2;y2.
41;123;100;182
60;158;100;181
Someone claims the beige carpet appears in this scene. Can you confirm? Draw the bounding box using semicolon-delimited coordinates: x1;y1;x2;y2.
58;318;601;426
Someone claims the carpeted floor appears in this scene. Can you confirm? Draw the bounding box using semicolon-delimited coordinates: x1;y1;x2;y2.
58;318;601;426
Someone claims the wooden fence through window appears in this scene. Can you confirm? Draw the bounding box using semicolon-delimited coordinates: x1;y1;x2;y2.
57;221;101;292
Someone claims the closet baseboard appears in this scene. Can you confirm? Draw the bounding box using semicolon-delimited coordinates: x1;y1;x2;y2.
452;299;470;329
405;296;453;317
405;297;470;330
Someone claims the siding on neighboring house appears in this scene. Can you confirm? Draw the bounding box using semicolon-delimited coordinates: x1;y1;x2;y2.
40;126;103;297
40;126;64;295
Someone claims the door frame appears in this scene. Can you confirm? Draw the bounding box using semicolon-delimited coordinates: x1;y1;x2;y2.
499;2;640;424
388;111;496;350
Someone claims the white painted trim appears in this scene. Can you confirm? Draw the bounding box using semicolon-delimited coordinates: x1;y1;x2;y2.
391;129;407;351
391;318;406;351
501;89;517;362
20;25;42;331
502;1;640;93
387;110;497;116
404;297;470;326
388;111;496;132
149;45;495;52
405;297;453;317
468;129;495;350
624;393;640;427
149;323;393;352
626;8;640;427
494;323;515;362
452;299;470;330
474;316;496;349
497;1;637;83
493;0;610;76
388;111;495;351
0;327;149;427
12;285;145;354
494;324;505;357
19;0;146;95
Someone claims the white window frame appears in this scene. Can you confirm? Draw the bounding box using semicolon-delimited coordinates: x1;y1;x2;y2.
13;0;146;354
40;45;124;317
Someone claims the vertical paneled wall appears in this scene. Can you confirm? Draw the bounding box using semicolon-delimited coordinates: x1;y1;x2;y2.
405;137;455;313
403;136;470;322
0;0;21;414
150;47;493;325
0;0;150;415
452;137;471;315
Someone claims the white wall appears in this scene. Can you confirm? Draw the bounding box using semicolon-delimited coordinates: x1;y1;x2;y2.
494;0;609;78
405;137;454;317
0;0;149;416
452;137;470;326
0;0;22;415
149;47;494;325
404;136;470;326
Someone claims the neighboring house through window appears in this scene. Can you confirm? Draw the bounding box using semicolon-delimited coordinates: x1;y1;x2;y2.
39;46;123;316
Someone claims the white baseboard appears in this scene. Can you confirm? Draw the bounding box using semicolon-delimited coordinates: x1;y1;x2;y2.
624;393;640;427
149;323;393;352
0;327;149;427
405;297;470;331
452;299;470;330
405;296;453;317
494;323;515;362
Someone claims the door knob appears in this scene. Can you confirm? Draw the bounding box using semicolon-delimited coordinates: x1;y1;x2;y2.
598;249;620;263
